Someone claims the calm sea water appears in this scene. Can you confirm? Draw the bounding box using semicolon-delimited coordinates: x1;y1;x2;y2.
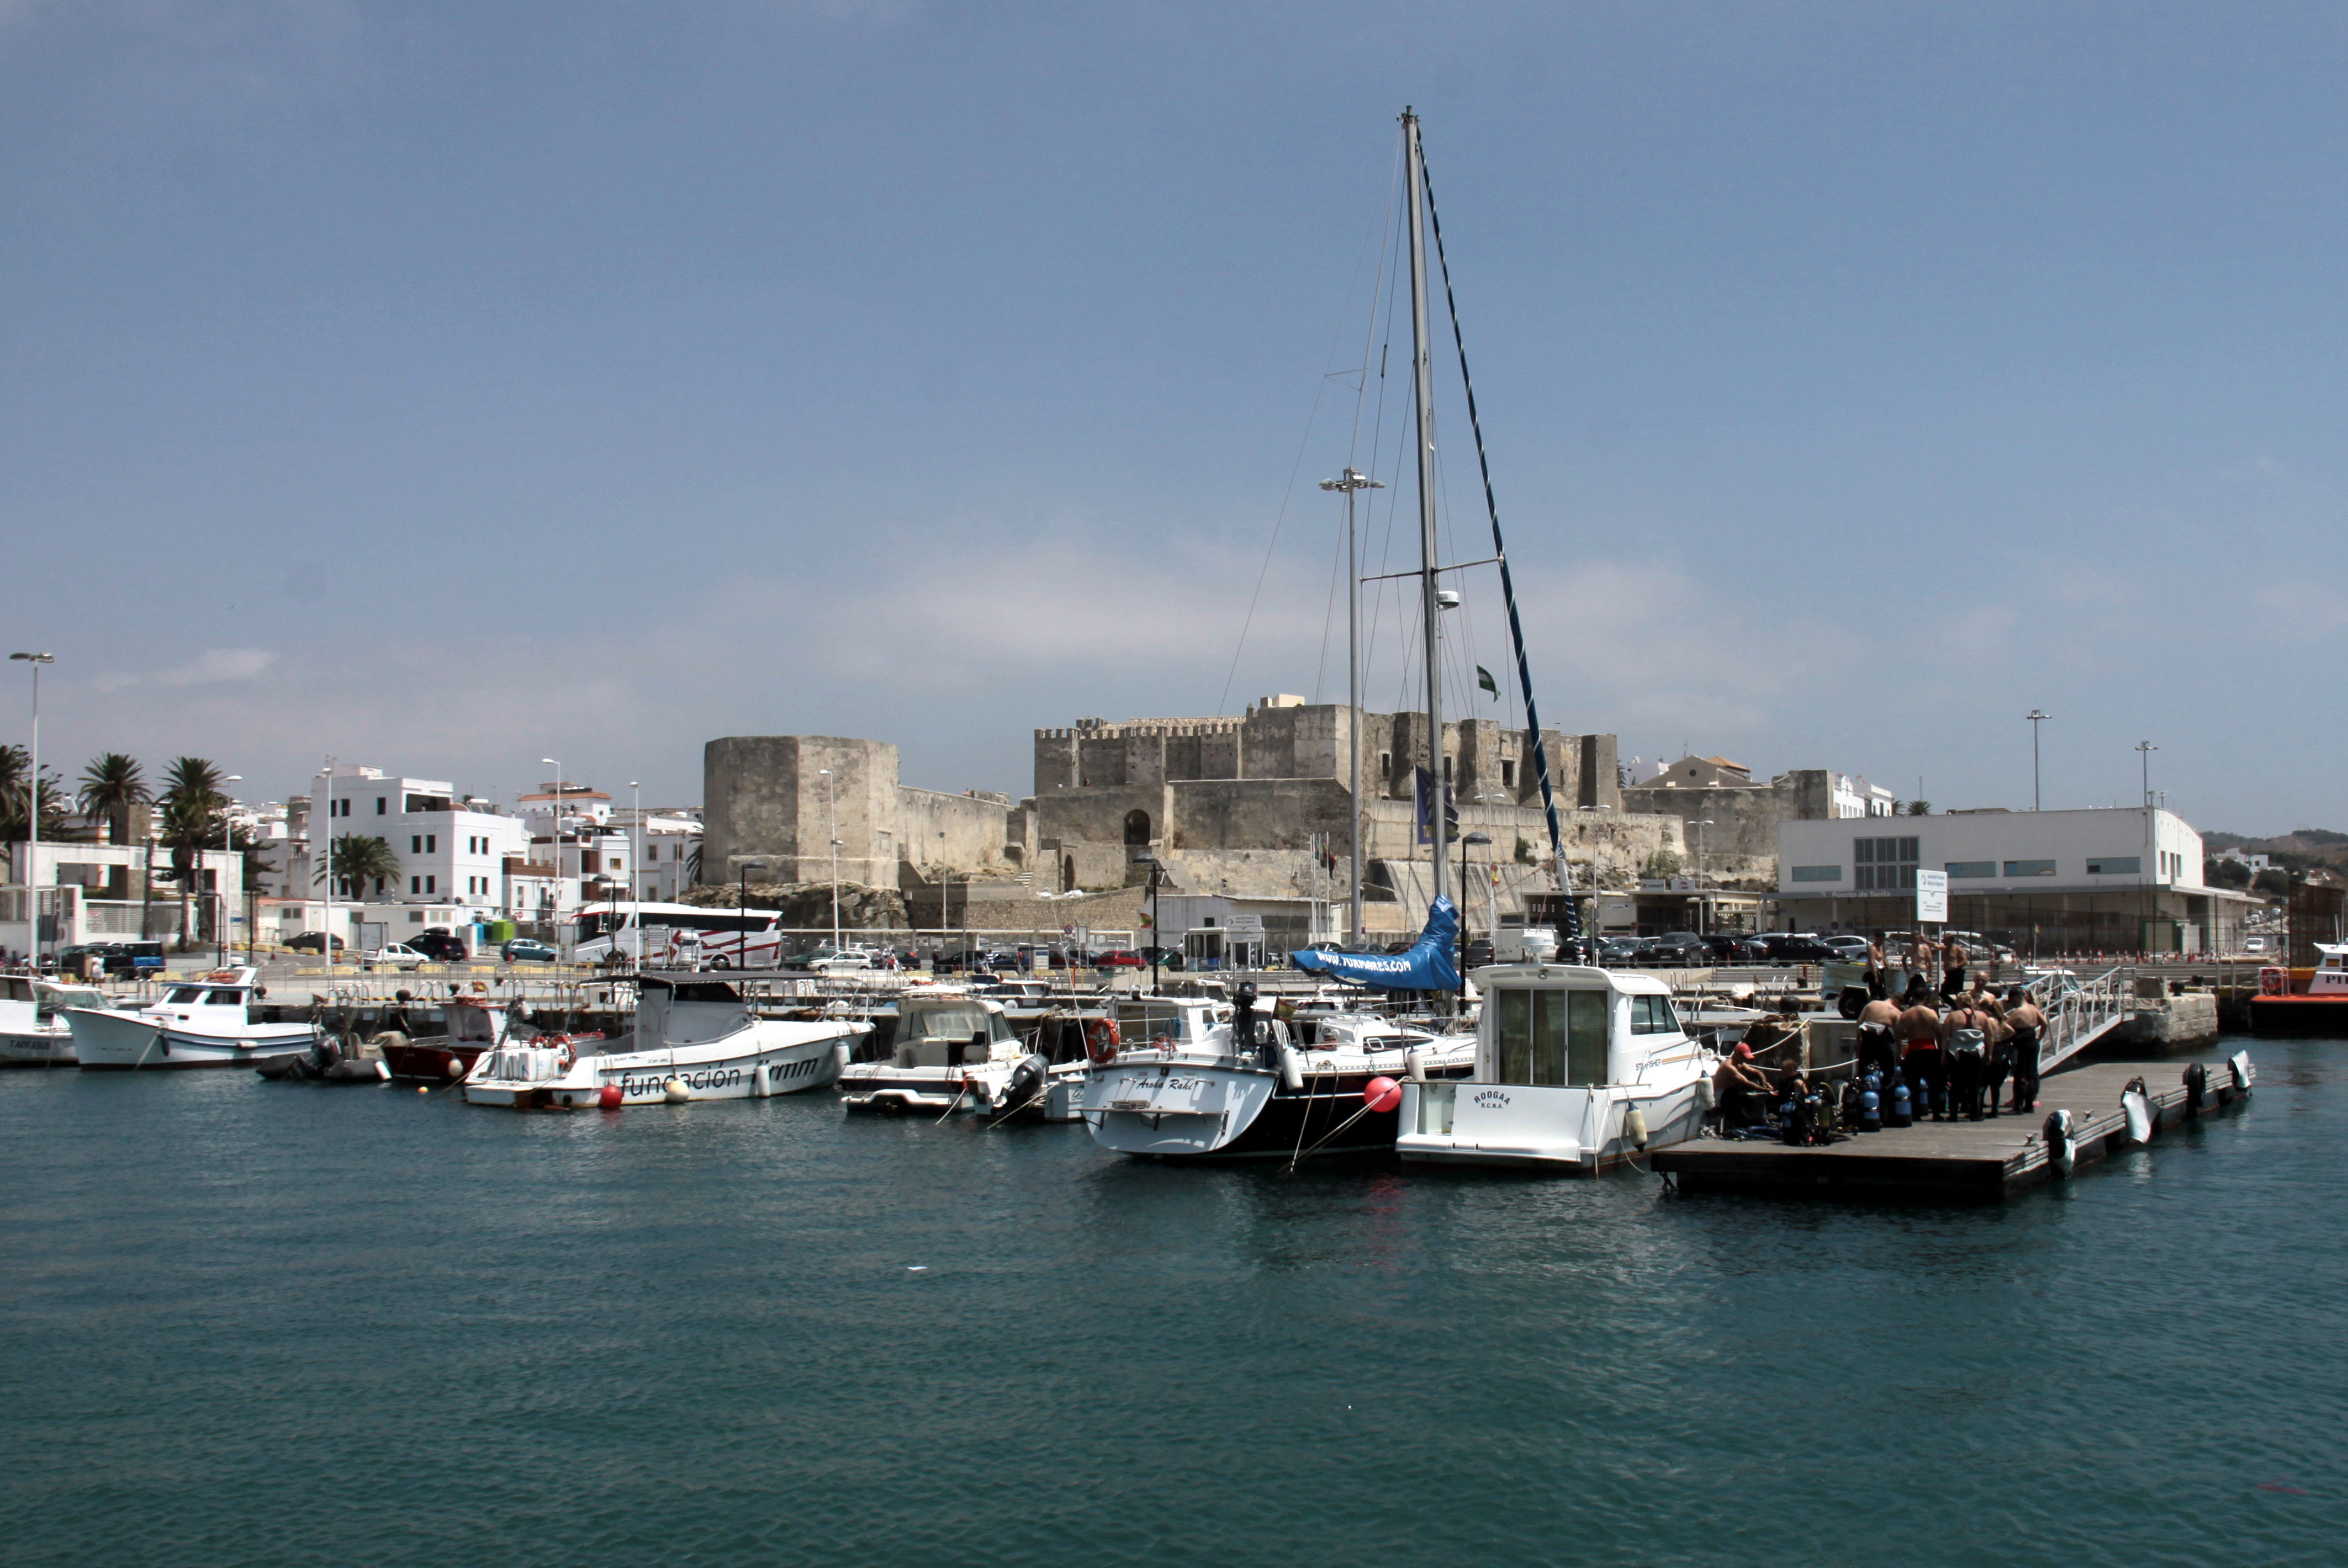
1;1040;2340;1567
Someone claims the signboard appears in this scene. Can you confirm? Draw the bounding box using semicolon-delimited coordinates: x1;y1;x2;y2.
1915;869;1949;924
1225;914;1265;937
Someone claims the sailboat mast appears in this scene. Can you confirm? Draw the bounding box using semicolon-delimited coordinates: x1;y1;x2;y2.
1346;477;1362;944
1404;108;1447;910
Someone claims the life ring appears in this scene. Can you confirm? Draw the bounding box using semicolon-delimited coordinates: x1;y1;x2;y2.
2259;966;2287;997
1085;1017;1120;1064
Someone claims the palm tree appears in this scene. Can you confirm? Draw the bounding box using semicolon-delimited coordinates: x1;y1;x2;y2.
155;793;218;949
80;753;148;847
322;834;403;902
161;756;226;813
0;745;68;844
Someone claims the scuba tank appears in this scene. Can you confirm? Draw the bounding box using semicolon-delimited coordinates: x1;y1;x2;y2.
1887;1077;1913;1128
1857;1087;1881;1132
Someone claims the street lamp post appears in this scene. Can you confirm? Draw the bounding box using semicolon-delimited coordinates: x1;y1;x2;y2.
317;760;336;972
216;775;242;965
2027;710;2050;811
629;781;641;909
820;767;839;952
2136;740;2159;959
738;857;766;972
1460;833;1492;964
10;653;55;963
538;759;563;955
1320;467;1383;947
1136;851;1164;993
1690;819;1713;934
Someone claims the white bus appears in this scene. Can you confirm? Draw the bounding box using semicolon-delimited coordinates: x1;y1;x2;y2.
572;902;785;970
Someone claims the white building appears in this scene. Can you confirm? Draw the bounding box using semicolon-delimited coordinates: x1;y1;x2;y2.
611;807;704;903
292;766;533;921
3;841;245;958
1774;806;2254;955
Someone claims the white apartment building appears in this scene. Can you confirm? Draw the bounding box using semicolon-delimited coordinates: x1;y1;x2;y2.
294;766;532;918
610;807;704;903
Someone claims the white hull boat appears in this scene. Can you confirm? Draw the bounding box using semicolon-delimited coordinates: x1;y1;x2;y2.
1082;995;1477;1159
69;968;317;1072
462;973;861;1110
839;994;1043;1115
1395;962;1715;1173
0;976;107;1066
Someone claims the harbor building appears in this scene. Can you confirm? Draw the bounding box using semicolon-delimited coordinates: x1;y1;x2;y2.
1;840;244;956
1619;754;1898;889
1772;806;2256;954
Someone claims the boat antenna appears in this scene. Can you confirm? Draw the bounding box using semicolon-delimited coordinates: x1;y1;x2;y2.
1416;133;1579;949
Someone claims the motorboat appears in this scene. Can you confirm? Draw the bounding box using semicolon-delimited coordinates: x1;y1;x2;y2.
1394;962;1716;1172
461;972;860;1110
1079;990;1477;1159
69;967;319;1072
838;993;1040;1115
378;994;604;1082
0;974;107;1066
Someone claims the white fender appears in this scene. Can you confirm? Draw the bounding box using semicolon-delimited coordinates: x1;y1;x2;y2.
2228;1050;2251;1093
1403;1047;1427;1083
1276;1042;1304;1092
2044;1108;2076;1175
2121;1087;2153;1146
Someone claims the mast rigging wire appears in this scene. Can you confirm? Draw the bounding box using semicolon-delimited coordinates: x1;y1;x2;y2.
1416;138;1579;940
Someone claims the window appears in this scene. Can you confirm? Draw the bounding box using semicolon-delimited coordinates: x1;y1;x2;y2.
2086;857;2141;876
1944;861;1996;879
1854;836;1919;891
409;910;424;923
1501;760;1516;788
2004;859;2056;877
376;797;386;815
1790;865;1842;883
1495;988;1610;1085
1630;994;1680;1036
410;876;421;894
425;835;436;854
425;876;436;894
411;835;422;853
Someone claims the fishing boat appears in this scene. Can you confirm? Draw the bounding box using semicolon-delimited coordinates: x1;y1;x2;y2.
68;967;319;1072
0;974;107;1066
1393;962;1715;1170
1080;981;1478;1159
838;993;1042;1115
2250;944;2348;1035
378;994;595;1082
461;972;860;1109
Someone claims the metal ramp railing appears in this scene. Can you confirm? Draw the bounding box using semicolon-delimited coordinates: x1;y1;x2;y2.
2029;965;2134;1076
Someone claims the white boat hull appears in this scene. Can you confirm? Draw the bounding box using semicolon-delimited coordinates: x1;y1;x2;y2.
463;1027;854;1109
68;1008;317;1072
1395;1078;1708;1171
0;1028;76;1066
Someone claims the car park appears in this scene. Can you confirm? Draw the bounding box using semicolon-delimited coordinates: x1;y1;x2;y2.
502;938;559;963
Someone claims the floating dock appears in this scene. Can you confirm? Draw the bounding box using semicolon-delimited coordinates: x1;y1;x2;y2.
1653;1056;2252;1203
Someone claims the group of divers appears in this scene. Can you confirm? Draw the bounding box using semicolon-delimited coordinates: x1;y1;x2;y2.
1710;933;2049;1141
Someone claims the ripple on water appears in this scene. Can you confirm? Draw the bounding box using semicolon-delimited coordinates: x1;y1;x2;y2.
1;1045;2344;1567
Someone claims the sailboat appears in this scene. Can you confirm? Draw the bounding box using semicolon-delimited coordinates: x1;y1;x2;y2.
1080;109;1499;1162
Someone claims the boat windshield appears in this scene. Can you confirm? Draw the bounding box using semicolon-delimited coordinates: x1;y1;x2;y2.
901;1003;1001;1043
163;986;207;1004
163;987;243;1006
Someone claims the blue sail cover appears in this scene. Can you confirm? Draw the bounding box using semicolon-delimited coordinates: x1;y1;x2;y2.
1289;895;1460;992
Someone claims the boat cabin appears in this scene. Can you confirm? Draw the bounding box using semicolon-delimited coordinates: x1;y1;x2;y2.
147;967;264;1024
636;974;753;1046
890;996;1016;1067
1475;964;1689;1087
1;976;104;1026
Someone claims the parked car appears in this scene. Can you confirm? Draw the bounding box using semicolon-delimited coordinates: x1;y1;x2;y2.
1641;931;1708;967
1595;936;1645;966
1820;934;1871;962
1092;950;1147;970
408;931;470;963
362;943;432;972
1701;933;1770;964
1462;938;1496;969
1759;933;1836;963
287;932;346;955
2244;936;2268;953
1138;945;1187;972
502;938;559;964
796;946;880;973
934;948;1014;973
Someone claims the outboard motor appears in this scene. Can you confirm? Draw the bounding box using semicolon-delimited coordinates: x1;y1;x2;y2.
1231;982;1270;1069
1002;1053;1049;1116
1886;1077;1913;1129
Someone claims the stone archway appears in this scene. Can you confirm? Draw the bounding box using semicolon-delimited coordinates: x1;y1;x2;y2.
1123;809;1152;847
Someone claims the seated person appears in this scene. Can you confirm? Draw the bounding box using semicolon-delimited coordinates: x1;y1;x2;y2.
1714;1043;1774;1128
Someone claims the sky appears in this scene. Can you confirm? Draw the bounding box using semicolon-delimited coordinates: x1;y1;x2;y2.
1;1;2342;834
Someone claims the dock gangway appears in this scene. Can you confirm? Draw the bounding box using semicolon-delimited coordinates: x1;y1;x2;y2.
2027;965;2134;1076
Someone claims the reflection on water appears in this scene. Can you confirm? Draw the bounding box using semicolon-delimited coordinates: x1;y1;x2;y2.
2;1042;2344;1566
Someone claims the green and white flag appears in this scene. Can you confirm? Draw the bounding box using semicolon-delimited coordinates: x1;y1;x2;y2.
1477;665;1499;701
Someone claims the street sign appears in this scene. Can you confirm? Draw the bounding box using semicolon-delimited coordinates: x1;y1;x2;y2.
1916;869;1949;924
